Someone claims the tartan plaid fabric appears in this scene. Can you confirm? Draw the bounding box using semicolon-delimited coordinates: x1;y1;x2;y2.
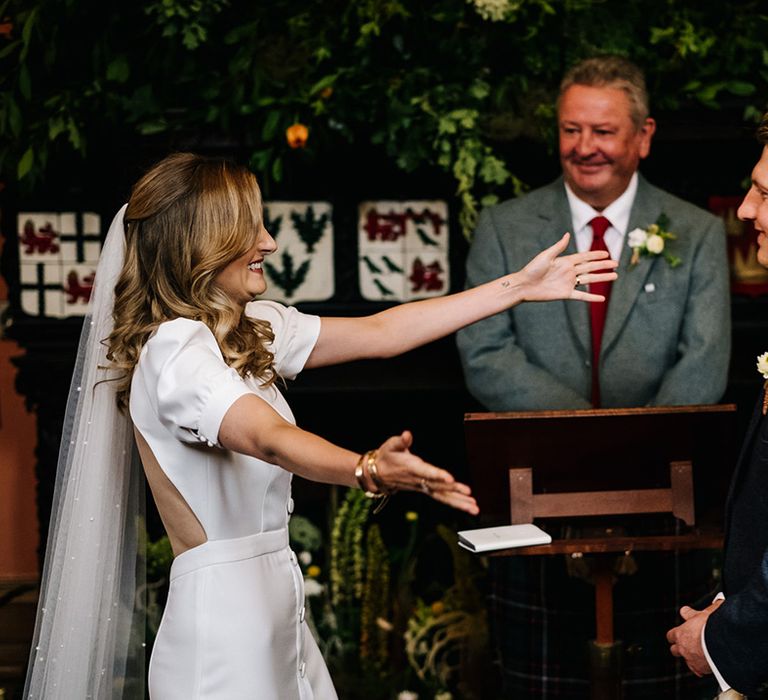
489;551;721;699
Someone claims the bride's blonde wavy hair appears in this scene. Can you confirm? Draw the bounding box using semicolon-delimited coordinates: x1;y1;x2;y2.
106;152;275;411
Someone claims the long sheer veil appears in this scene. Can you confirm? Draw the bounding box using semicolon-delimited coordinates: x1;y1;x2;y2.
24;205;147;699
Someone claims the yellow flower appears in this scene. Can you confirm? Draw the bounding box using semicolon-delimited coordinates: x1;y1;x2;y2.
430;600;445;615
286;123;309;148
307;565;321;578
405;511;418;522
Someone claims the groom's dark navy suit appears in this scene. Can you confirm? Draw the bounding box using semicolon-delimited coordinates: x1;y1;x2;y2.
705;390;768;696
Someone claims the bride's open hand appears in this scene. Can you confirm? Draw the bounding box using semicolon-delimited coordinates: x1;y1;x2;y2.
517;232;618;303
372;431;479;515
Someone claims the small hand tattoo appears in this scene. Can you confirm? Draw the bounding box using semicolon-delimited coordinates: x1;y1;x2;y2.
501;280;511;288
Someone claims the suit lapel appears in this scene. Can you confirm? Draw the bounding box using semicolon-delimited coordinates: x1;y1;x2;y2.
538;180;591;356
600;176;662;356
721;392;764;561
725;392;764;524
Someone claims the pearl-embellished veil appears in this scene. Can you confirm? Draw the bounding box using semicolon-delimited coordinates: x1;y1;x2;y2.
24;205;147;699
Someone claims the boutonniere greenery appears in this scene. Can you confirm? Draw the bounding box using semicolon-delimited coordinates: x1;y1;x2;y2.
757;352;768;415
627;214;682;268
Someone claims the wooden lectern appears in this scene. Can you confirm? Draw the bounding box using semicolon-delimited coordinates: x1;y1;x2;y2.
463;404;738;699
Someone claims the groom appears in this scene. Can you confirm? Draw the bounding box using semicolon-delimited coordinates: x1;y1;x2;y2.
666;113;768;698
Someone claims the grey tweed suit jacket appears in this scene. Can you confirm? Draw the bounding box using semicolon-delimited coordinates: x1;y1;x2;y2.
456;174;730;409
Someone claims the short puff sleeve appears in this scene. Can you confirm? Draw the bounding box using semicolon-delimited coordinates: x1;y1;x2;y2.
244;300;320;380
138;318;253;446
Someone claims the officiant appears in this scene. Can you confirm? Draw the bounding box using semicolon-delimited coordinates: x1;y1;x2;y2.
456;55;731;698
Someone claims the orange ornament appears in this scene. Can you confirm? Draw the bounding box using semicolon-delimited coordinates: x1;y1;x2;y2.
286;123;309;148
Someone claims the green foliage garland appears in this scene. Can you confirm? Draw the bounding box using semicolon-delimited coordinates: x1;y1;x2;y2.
1;0;766;235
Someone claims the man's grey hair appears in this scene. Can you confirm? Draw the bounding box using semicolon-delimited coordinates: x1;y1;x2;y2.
558;55;650;129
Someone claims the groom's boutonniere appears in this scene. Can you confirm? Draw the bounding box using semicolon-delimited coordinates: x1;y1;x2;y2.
627;214;682;268
757;352;768;415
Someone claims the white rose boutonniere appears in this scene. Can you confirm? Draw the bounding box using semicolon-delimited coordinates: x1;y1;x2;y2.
627;227;647;249
628;214;682;268
757;352;768;379
645;233;665;254
757;352;768;416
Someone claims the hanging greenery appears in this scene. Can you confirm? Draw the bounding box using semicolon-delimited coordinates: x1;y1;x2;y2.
0;0;766;234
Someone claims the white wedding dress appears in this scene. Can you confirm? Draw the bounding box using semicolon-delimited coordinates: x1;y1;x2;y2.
129;300;337;700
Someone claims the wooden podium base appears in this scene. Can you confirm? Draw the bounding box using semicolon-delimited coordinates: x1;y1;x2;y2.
490;533;723;698
589;640;623;700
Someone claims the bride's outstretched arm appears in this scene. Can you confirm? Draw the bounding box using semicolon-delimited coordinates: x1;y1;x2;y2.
305;232;617;368
218;394;479;514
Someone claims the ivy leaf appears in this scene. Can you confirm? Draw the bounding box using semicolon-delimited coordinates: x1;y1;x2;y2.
308;73;337;96
17;146;33;179
725;81;755;97
271;156;283;182
468;80;490;101
21;7;37;46
107;56;130;83
19;6;37;61
695;82;726;104
18;64;31;99
261;109;281;140
8;98;22;137
0;39;20;59
138;119;168;135
48;116;66;140
68;119;82;150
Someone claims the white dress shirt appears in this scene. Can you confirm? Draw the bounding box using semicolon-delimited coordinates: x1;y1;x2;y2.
702;592;732;692
564;172;639;260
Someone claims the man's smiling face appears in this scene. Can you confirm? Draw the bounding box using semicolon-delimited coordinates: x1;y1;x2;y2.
559;84;655;210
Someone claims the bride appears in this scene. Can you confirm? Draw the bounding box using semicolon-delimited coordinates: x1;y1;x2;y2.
24;152;616;698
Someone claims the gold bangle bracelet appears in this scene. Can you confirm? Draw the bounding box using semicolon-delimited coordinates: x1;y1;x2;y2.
366;450;388;493
355;451;383;501
353;449;394;514
365;449;397;514
354;453;369;491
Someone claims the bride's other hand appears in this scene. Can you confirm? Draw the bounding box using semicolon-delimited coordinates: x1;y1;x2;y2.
517;232;618;303
373;431;479;515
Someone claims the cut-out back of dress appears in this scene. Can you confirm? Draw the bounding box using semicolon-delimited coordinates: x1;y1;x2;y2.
134;427;207;557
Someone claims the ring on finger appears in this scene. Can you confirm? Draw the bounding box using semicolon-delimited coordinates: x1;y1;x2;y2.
420;478;432;494
575;275;581;288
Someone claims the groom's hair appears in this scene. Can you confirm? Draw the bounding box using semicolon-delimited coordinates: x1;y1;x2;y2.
559;55;649;130
758;113;768;145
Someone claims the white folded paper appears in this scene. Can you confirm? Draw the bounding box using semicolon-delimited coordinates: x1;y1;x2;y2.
457;523;552;553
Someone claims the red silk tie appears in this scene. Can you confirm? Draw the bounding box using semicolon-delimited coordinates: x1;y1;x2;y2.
588;216;613;407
